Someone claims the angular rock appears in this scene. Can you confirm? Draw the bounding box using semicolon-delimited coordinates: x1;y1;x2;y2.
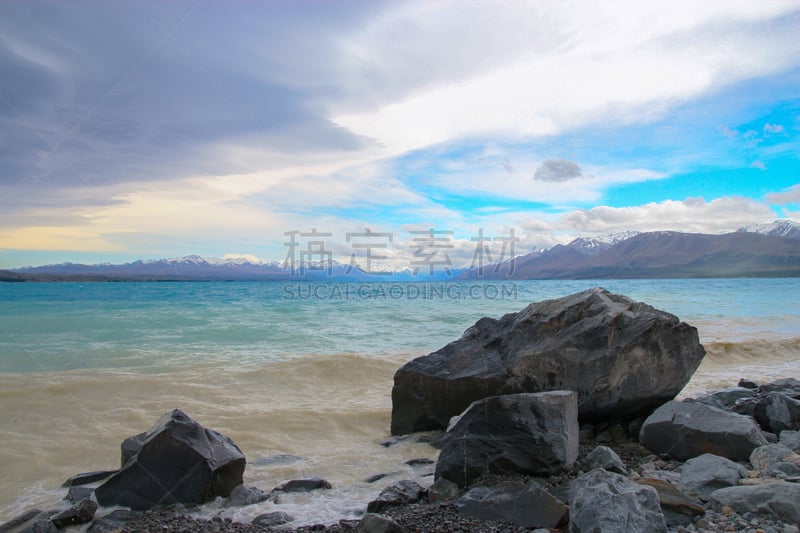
252;512;294;528
61;470;117;488
273;476;332;493
693;387;755;410
678;453;747;497
226;484;270;506
766;461;800;478
65;485;93;503
86;510;141;533
356;513;406;533
366;480;424;513
50;498;97;528
750;444;796;471
760;378;800;398
120;431;146;466
738;378;759;389
636;478;704;526
753;392;800;434
455;481;568;529
434;391;579;487
639;400;767;461
391;288;705;434
8;511;57;533
710;483;800;523
569;468;667;533
779;429;800;451
427;477;460;503
583;445;629;475
95;409;246;510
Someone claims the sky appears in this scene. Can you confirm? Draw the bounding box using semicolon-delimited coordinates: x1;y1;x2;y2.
1;0;799;270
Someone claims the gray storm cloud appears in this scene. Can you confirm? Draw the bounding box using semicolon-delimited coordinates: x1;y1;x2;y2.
533;159;583;182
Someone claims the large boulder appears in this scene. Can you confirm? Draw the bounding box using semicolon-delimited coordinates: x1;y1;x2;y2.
753;392;800;434
678;453;747;497
710;483;800;523
434;391;579;487
391;288;704;434
569;468;667;533
639;401;768;461
95;409;246;510
455;481;568;529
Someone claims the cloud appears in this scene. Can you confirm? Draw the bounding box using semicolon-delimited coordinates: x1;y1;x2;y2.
766;184;800;204
718;126;739;138
533;159;583;182
764;123;784;134
750;161;767;170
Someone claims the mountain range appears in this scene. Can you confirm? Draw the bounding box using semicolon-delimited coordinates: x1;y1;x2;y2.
2;219;799;282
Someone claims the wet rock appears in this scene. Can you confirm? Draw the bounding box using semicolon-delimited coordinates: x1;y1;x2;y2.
583;445;629;474
252;512;294;527
739;378;759;389
11;511;57;533
710;483;800;523
365;473;391;483
226;484;270;506
367;480;424;513
678;453;747;497
50;498;97;528
753;392;800;434
434;391;579;487
0;509;42;532
61;470;117;487
355;513;406;533
750;444;798;471
65;485;93;503
95;409;246;510
455;481;568;529
639;400;767;461
404;458;434;467
569;468;667;533
636;478;704;526
427;477;460;503
273;476;332;493
250;454;302;467
391;288;705;434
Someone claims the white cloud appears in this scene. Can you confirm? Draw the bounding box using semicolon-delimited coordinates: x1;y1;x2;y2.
766;184;800;204
751;161;767;170
764;123;785;134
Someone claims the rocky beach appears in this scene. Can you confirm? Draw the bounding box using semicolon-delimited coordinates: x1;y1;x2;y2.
3;288;800;533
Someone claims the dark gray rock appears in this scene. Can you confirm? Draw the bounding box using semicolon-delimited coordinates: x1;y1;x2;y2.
779;429;800;451
65;485;93;503
365;473;391;483
636;478;704;526
87;510;141;533
95;409;246;510
50;498;97;528
250;454;302;467
583;445;629;475
252;512;294;527
355;513;406;533
273;476;332;493
434;391;579;487
427;477;460;503
738;378;759;389
61;470;117;487
366;480;424;513
639;400;768;461
750;443;796;471
455;481;568;529
226;484;270;506
767;461;800;478
569;468;667;533
13;512;57;533
754;392;800;434
693;387;756;410
710;483;800;522
0;509;41;532
120;431;146;466
760;378;800;398
404;458;434;466
391;288;705;434
678;453;747;497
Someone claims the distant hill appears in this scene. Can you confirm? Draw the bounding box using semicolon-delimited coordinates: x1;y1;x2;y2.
463;225;800;280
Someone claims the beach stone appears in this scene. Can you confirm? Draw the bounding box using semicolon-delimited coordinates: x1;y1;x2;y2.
434;391;579;487
760;378;800;398
0;509;42;532
50;498;97;528
766;461;800;478
750;444;797;471
355;513;406;533
583;445;629;474
86;510;141;532
739;378;759;389
61;469;117;487
10;511;57;533
569;468;667;533
679;453;747;497
95;409;246;510
404;457;434;466
367;480;424;513
390;288;705;434
636;478;704;526
753;393;800;434
779;430;800;451
639;400;768;461
455;480;568;529
273;476;332;493
710;483;800;523
252;512;294;527
427;477;460;503
694;387;756;410
226;484;270;506
65;485;94;503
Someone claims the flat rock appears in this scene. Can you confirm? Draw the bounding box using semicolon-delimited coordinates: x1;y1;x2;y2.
455;481;568;529
61;470;117;488
250;454;302;467
639;400;767;461
355;513;406;533
273;476;332;493
95;409;246;510
710;482;800;523
391;288;705;434
65;485;94;503
636;478;704;526
434;391;579;487
366;480;424;513
678;453;747;497
226;484;270;506
569;468;667;533
754;392;800;434
252;512;294;528
50;498;97;528
583;445;629;475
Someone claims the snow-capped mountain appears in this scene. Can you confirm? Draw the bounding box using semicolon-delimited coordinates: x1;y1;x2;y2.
737;219;800;240
566;231;641;256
